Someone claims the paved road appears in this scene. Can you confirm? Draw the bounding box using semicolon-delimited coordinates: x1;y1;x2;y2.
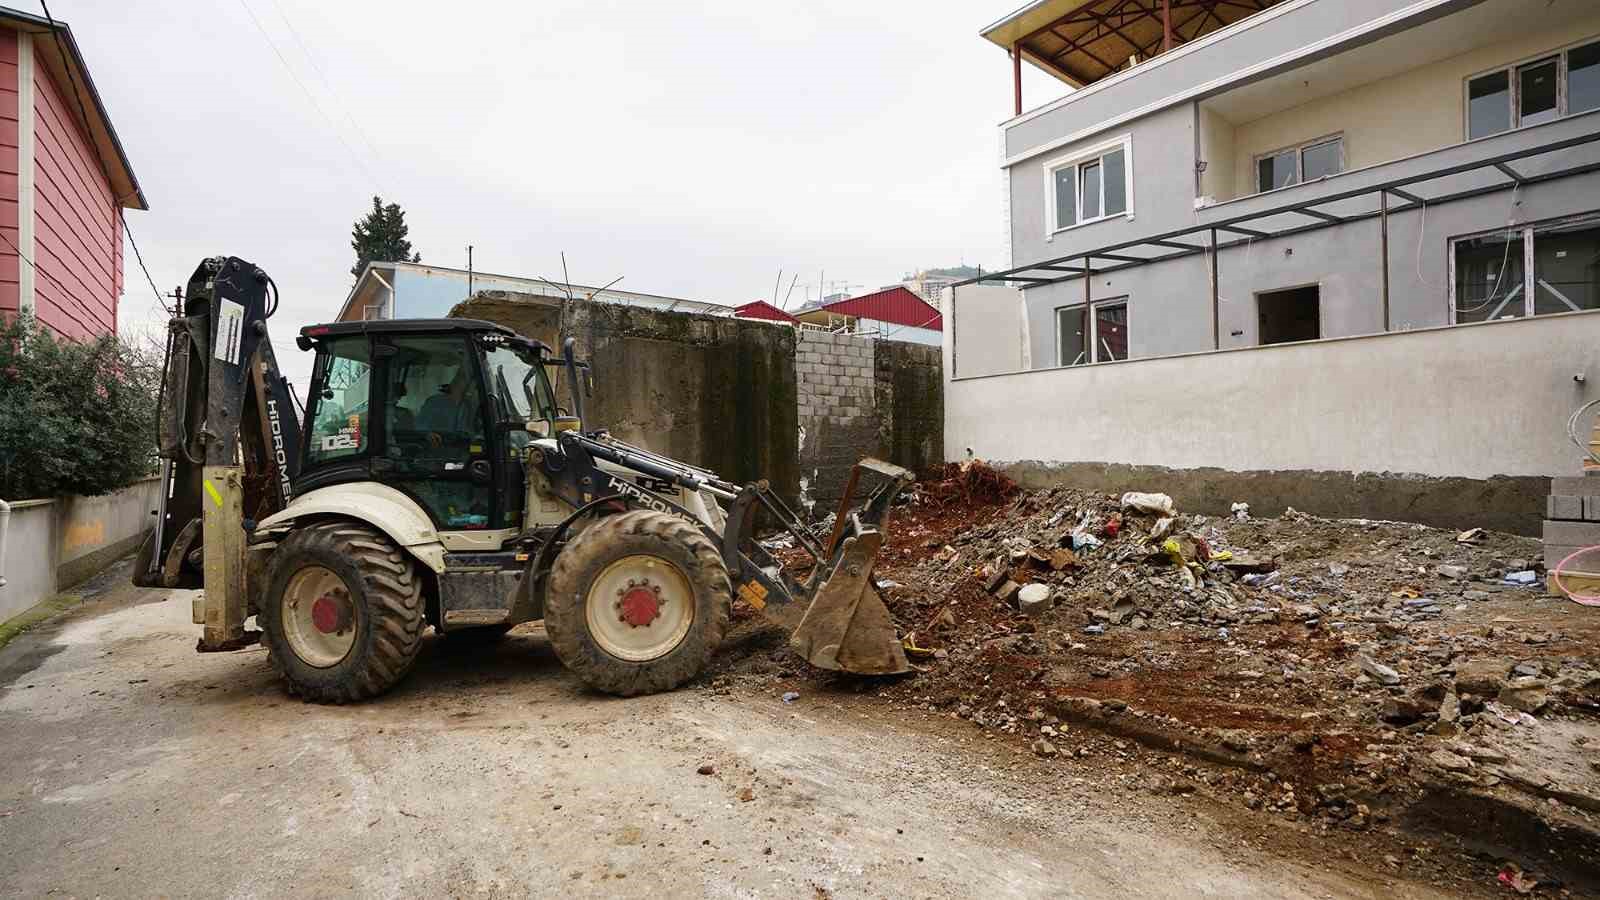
0;567;1468;898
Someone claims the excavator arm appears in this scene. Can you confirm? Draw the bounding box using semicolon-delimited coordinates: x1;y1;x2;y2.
133;256;301;650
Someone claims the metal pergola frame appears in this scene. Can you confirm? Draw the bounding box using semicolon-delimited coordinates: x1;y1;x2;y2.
957;124;1600;348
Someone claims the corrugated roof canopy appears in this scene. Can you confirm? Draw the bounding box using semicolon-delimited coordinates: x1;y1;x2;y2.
983;0;1287;88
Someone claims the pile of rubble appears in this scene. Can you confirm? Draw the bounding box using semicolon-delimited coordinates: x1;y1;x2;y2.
756;470;1600;847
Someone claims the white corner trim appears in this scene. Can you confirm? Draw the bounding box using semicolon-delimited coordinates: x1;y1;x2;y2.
16;34;34;315
999;0;1466;170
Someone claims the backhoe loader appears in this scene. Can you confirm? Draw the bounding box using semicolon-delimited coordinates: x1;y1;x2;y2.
134;256;912;702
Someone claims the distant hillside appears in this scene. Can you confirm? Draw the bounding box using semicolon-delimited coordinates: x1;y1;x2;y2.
922;265;983;278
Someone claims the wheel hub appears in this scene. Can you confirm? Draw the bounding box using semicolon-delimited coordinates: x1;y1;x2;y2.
587;558;695;662
618;584;662;627
311;593;349;634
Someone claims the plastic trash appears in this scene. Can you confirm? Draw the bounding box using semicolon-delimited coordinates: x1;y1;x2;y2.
781;691;800;703
1242;571;1281;588
1120;492;1176;517
1503;570;1538;586
1230;501;1250;521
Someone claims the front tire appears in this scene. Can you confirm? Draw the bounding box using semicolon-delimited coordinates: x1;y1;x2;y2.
545;510;731;696
260;522;425;703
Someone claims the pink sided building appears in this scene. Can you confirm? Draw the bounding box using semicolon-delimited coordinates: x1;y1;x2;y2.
0;6;145;339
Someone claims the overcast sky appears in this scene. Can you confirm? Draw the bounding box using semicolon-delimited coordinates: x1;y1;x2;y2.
62;0;1066;385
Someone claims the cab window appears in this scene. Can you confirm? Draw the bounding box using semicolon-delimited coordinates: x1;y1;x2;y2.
483;342;557;427
306;336;371;465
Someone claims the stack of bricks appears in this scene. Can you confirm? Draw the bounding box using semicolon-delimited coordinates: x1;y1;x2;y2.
1543;474;1600;596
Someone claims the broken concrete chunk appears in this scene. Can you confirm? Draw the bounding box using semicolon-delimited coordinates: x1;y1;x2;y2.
1454;659;1508;697
1427;749;1472;773
1438;691;1460;724
1436;564;1468;580
1497;679;1549;714
1360;656;1402;686
1329;563;1350;577
995;580;1022;604
1031;738;1059;758
1017;583;1053;616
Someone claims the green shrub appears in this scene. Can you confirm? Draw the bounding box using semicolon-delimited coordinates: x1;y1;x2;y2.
0;313;161;500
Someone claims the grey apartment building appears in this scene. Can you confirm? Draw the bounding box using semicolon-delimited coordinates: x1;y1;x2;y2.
947;0;1600;532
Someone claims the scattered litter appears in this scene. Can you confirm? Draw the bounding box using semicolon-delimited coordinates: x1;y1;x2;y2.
1121;492;1176;517
781;691;800;703
1242;571;1281;588
1230;502;1250;521
1503;570;1538;586
1497;863;1539;894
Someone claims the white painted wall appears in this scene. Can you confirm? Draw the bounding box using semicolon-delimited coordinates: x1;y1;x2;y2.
1226;13;1600;200
947;309;1600;480
0;479;159;623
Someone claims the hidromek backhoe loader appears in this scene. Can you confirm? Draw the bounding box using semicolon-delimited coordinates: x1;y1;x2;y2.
134;256;913;702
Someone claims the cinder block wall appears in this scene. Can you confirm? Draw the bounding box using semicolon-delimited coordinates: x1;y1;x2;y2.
796;331;879;513
797;331;944;513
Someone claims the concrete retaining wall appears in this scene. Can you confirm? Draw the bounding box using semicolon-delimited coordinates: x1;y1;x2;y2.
945;310;1600;535
0;478;159;623
457;292;944;515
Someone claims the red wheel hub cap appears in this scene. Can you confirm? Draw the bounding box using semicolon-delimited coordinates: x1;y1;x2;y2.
619;587;661;627
311;594;346;634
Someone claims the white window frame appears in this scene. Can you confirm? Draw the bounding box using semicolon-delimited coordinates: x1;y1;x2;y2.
1463;36;1600;141
1446;211;1600;324
1251;133;1345;195
1054;296;1129;367
1043;134;1134;237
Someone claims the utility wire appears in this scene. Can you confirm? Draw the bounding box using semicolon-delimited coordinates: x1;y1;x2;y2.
235;0;386;193
0;226;111;323
38;1;167;322
265;0;386;167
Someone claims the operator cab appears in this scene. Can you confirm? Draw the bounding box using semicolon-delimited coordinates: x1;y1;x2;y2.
295;319;559;536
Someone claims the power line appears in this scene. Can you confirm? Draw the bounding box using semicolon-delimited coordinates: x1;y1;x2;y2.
266;0;385;166
37;1;166;322
235;0;386;193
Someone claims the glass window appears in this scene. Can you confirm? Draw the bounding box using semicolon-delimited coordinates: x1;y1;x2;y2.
1468;70;1511;139
306;337;371;465
1570;41;1600;115
1056;307;1086;367
1257;148;1297;192
1454;233;1526;323
1519;57;1560;128
1094;303;1128;361
1300;139;1343;181
1533;222;1600;316
1080;161;1102;220
484;343;556;424
1102;149;1126;216
1053;166;1077;230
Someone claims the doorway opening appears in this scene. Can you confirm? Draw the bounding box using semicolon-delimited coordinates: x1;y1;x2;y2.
1257;285;1321;345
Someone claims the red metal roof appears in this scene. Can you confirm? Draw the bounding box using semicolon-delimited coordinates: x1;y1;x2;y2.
820;287;942;332
732;300;798;324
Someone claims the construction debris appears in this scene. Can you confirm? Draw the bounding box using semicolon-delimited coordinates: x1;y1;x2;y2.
739;470;1600;842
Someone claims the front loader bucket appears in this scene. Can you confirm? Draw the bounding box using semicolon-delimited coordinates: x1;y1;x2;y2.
789;531;911;674
786;458;915;676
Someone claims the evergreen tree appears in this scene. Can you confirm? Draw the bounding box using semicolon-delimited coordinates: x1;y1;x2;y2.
350;196;420;278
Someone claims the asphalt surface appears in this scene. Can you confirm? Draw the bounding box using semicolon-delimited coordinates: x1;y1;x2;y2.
0;564;1474;898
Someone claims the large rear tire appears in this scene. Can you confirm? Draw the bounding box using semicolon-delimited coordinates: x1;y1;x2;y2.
545;510;731;696
259;521;425;703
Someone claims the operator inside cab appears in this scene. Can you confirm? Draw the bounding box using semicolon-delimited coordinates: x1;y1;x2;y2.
417;368;477;448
